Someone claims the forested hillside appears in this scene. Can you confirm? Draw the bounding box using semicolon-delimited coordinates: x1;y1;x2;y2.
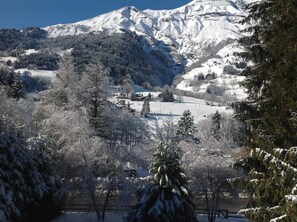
1;0;296;221
0;29;176;87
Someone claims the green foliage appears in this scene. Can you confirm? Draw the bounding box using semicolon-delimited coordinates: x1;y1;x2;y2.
0;67;23;99
234;0;297;150
79;61;109;136
14;53;60;70
211;111;222;141
160;88;175;102
40;30;174;86
233;147;297;222
128;143;197;222
0;27;46;51
1;28;176;86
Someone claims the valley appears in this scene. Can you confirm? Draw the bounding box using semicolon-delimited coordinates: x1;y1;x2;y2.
1;0;296;222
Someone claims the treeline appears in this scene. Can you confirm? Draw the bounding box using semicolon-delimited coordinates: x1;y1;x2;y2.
0;66;52;97
45;30;174;85
1;28;177;86
14;53;60;70
0;27;47;52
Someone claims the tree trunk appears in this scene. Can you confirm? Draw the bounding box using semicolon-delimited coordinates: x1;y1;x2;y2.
101;188;112;221
90;192;102;221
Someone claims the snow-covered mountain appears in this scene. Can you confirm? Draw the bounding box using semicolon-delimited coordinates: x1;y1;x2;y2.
44;0;255;100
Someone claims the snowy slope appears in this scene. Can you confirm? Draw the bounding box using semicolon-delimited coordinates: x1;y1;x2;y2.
44;0;256;99
44;0;247;59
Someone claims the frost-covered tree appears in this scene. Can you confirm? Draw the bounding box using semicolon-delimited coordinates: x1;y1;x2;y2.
127;143;197;222
232;147;297;222
191;155;237;222
179;139;240;222
153;115;177;146
197;113;244;152
107;107;150;146
160;88;175;102
9;72;23;100
50;53;78;106
0;67;23;100
78;60;109;136
140;97;150;118
0;116;60;222
176;110;197;142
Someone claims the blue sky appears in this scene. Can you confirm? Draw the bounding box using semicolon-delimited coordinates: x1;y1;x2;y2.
0;0;193;29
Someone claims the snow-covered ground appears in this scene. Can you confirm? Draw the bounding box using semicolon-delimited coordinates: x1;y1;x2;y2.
43;0;251;100
0;56;18;63
111;91;232;125
176;43;247;100
15;68;57;79
51;212;249;222
23;49;39;55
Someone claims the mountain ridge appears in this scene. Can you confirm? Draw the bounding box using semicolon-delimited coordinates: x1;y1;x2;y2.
43;0;255;99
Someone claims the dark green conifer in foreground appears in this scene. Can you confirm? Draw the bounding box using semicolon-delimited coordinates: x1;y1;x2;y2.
233;0;297;150
232;147;297;222
127;143;197;222
232;0;297;221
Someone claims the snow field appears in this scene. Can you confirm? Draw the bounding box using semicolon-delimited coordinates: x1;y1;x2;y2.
0;56;18;63
177;42;247;100
111;90;232;125
15;68;57;79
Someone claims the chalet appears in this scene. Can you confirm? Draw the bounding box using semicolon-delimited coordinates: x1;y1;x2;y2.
134;93;146;101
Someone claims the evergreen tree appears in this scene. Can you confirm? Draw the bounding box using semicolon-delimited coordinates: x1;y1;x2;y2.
0;118;61;222
232;147;297;222
232;1;297;220
141;97;150;118
10;72;23;100
52;53;78;106
176;110;197;142
127;143;197;222
161;88;175;102
79;60;109;136
129;91;136;101
0;67;23;100
211;111;222;141
233;0;297;150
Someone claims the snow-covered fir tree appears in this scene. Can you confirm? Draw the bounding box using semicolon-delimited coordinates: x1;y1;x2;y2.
211;111;222;141
232;147;297;222
141;97;150;118
0;122;61;222
9;72;23;100
176;109;197;142
161;88;175;102
127;143;197;222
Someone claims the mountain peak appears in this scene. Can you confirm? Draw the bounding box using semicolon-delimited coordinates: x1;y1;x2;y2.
43;0;251;98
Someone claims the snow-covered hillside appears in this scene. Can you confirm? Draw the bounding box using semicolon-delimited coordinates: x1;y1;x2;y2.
44;0;247;60
44;0;255;98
